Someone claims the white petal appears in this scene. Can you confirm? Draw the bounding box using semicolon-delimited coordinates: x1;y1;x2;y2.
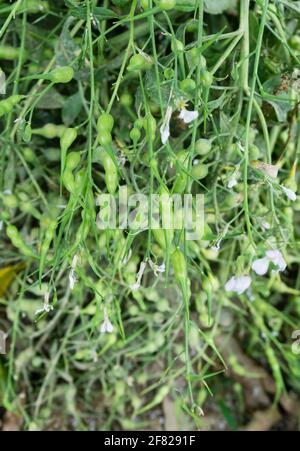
225;276;251;294
281;186;297;201
228;178;238;189
235;276;252;294
266;249;286;272
148;259;166;277
68;271;77;290
225;277;237;293
100;321;107;333
262;222;271;230
179;108;199;124
105;320;114;333
35;307;46;316
160;106;172;144
130;283;140;292
252;257;269;276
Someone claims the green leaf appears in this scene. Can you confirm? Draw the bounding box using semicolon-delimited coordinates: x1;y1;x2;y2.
218;400;239;431
62;91;83;126
36;88;65;110
70;6;118;20
175;0;238;13
204;0;238;14
56;17;89;82
266;94;293;122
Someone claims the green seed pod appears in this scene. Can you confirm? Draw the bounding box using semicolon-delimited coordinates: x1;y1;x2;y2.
32;123;66;139
283;178;298;193
134;118;144;129
97;113;114;133
74;168;86;193
171;39;184;54
6;224;18;240
152;186;174;250
3;194;18;209
289;35;300;52
66;151;81;171
140;0;150;10
60;128;77;152
164;68;175;80
0;95;24;117
189;48;206;68
128;53;151;72
23;123;32;143
48;66;74;84
173;150;189;194
195;138;212;156
249;144;260;160
180;78;196;94
98;130;113;147
120;93;133;107
192;162;208;180
101;150;119;195
6;225;35;257
130;127;141;143
171;248;187;284
26;0;49;13
0;46;22;60
143;114;156;142
23;147;35;163
149;101;160;115
186;19;199;33
62;169;76;193
200;69;213;88
157;0;176;10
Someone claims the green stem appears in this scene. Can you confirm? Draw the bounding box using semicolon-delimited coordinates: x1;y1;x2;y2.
107;0;137;113
243;0;270;249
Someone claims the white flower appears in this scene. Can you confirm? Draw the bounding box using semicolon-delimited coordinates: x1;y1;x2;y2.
35;291;54;316
176;98;199;124
262;221;271;230
228;178;238;189
160;106;173;144
281;186;297;202
100;308;114;334
148;259;165;277
225;275;252;295
13;117;25;126
130;261;147;291
0;220;3;231
252;249;287;276
252;257;270;276
266;249;287;272
211;224;229;252
68;255;78;291
179;108;198;124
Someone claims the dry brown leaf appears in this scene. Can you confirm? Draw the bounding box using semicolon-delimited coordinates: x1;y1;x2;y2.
163;397;179;431
0;263;25;297
242;407;281;431
215;335;275;409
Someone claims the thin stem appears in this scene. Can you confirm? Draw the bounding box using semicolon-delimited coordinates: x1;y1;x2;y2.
243;0;270;249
